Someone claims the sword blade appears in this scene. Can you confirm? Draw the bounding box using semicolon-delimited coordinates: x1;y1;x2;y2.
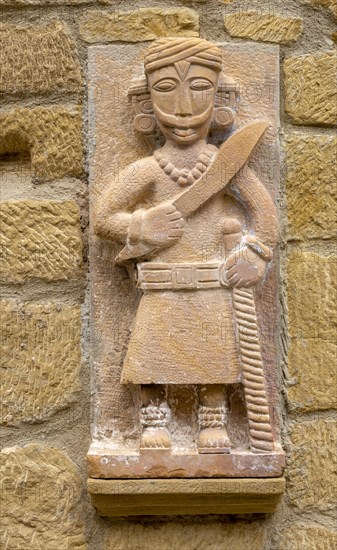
173;121;268;217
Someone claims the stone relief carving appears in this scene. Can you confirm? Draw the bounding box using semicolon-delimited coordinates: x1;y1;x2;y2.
90;38;284;478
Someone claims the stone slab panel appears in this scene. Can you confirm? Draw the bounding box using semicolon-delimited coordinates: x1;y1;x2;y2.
0;301;81;425
0;444;87;549
105;517;266;549
88;42;281;471
287;420;337;513
285;134;337;240
0;200;83;283
0;106;84;181
79;8;199;43
286;250;337;411
281;524;337;550
224;12;302;44
284;51;337;126
0;21;82;96
87;447;285;478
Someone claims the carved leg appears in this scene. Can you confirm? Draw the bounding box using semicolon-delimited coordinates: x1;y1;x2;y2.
198;385;231;454
140;384;171;450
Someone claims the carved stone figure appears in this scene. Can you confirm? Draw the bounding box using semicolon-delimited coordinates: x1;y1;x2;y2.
95;38;278;458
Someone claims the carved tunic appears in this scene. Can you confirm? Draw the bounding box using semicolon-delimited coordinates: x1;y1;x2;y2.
99;154;277;385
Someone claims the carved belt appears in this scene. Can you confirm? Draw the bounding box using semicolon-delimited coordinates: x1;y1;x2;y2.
136;262;230;291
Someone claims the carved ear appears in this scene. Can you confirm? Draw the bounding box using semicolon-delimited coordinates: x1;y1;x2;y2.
212;73;239;131
128;77;158;137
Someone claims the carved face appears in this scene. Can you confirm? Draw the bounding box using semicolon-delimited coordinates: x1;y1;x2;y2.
147;62;219;145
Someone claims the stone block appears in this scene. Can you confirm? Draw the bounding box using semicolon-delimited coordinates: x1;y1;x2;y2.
281;524;337;549
286;250;337;411
0;21;82;96
79;8;199;43
0;301;81;425
287;420;337;512
0;200;83;283
285;134;337;240
224;12;302;44
284;51;337;126
0;444;87;549
0;106;84;181
105;518;266;549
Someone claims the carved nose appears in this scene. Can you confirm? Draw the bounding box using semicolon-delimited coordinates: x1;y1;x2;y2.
174;93;193;117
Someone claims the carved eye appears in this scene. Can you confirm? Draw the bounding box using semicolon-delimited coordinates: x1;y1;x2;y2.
190;80;214;91
153;80;176;92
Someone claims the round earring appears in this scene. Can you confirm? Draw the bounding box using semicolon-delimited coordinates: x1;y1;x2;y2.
213;107;235;129
134;114;157;135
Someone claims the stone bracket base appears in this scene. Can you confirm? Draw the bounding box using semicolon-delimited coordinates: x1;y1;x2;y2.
88;478;285;517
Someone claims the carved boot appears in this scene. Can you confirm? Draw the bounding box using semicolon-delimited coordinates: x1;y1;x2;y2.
198;385;231;454
140;385;171;450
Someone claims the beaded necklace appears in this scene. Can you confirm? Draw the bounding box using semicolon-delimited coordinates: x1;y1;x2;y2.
154;146;216;187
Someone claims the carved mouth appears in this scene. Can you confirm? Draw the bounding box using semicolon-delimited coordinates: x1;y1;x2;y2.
172;128;196;137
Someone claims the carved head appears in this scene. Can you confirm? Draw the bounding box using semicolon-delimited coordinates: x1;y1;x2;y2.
129;38;238;143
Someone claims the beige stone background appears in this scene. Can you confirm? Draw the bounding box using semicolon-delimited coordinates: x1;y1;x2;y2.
0;0;336;549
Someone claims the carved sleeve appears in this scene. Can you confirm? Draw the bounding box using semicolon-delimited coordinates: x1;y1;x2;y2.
94;162;152;244
229;167;278;247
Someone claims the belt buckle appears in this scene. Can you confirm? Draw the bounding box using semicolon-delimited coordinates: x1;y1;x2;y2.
173;266;195;289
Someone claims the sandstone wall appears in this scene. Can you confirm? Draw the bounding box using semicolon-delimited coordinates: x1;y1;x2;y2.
1;1;336;548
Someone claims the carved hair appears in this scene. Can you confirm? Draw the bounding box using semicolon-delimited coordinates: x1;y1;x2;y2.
128;72;239;137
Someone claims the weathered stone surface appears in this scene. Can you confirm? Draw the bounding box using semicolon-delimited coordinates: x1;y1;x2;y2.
0;0;93;3
306;0;337;19
281;524;337;549
284;51;337;126
224;12;302;44
285;134;337;240
105;520;266;549
0;200;83;283
0;444;87;549
0;106;84;181
0;301;81;425
286;250;337;412
79;8;199;43
0;21;82;96
287;420;337;512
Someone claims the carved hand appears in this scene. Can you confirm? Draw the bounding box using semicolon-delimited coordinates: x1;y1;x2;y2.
140;203;185;247
225;247;267;288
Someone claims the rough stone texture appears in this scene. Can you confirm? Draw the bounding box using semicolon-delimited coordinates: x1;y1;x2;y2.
284;51;337;126
0;21;82;96
285;134;337;240
306;0;337;19
0;106;84;181
281;524;337;549
0;0;94;3
224;12;303;44
286;250;337;412
0;200;83;283
0;301;81;425
287;420;337;512
79;8;199;43
0;444;87;549
105;520;266;549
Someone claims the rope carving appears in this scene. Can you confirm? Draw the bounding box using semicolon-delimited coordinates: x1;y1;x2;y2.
233;287;274;453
